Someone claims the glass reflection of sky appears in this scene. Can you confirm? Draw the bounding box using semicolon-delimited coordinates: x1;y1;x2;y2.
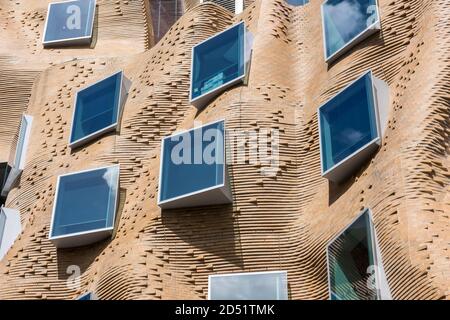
328;210;378;300
70;71;122;146
191;22;245;101
319;72;378;173
209;272;287;300
44;0;95;44
322;0;378;59
51;166;119;238
160;121;225;203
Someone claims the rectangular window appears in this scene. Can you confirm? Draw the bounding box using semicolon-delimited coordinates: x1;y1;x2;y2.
49;165;120;248
1;115;33;197
190;22;251;109
43;0;96;47
0;207;21;261
14;115;33;170
321;0;380;62
69;71;125;149
327;209;391;300
318;71;385;182
150;0;185;44
158;120;232;209
208;271;288;300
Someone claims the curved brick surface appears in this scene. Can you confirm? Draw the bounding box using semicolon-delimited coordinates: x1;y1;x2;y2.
0;0;448;300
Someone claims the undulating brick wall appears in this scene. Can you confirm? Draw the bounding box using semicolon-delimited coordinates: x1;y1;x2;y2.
0;0;448;300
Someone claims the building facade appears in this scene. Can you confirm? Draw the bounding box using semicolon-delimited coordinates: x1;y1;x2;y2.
0;0;448;300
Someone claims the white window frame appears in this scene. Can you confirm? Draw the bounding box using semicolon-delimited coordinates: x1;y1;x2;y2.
42;0;97;47
208;270;288;300
1;114;33;197
189;21;251;109
157;119;232;209
321;0;381;63
199;0;244;14
48;164;120;248
326;208;392;300
0;207;22;261
68;70;128;149
317;70;389;182
14;114;33;171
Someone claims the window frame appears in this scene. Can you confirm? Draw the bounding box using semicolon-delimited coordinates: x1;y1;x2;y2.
14;114;33;171
1;114;33;197
325;208;391;300
208;270;288;300
48;164;120;248
0;207;21;261
157;119;231;209
68;70;125;149
321;0;381;63
189;21;248;109
317;70;383;182
42;0;97;47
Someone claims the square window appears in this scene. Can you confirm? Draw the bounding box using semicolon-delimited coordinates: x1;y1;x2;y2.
318;71;387;182
43;0;96;47
208;271;288;300
49;165;120;248
0;207;21;261
190;22;251;109
158;120;232;209
321;0;380;62
327;209;391;300
69;71;126;149
1;115;33;197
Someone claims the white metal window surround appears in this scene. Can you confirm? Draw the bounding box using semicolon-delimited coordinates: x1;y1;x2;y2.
200;0;244;14
0;207;22;261
189;21;254;109
317;70;389;183
1;114;33;197
68;71;130;149
42;0;97;47
208;271;289;300
158;119;232;209
326;208;392;300
49;164;120;248
321;0;381;63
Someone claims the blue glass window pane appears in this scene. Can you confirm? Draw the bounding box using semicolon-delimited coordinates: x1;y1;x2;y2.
191;22;245;101
70;72;122;146
328;211;378;300
160;121;225;203
51;166;119;237
319;72;378;173
209;272;288;300
285;0;309;5
44;0;95;44
322;0;378;59
77;292;94;300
